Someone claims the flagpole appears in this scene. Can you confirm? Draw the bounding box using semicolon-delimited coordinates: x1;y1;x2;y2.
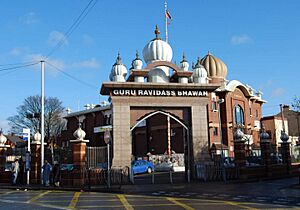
165;0;168;43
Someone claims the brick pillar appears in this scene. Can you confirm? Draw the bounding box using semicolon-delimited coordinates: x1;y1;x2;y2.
0;133;9;171
0;147;8;171
30;143;41;184
70;127;89;187
233;128;246;168
260;129;272;177
280;131;291;174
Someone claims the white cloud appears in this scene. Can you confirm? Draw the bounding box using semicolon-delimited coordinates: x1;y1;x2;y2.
72;58;99;69
82;34;94;45
10;48;23;56
231;34;252;45
271;88;286;97
47;31;68;47
19;12;39;25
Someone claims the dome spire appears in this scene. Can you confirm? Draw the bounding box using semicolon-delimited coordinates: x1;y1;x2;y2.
154;25;160;39
116;52;121;65
195;56;202;67
181;52;187;63
135;50;139;59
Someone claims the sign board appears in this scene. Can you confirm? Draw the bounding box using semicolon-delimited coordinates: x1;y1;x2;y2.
94;125;112;133
112;89;209;97
22;128;30;141
104;129;111;144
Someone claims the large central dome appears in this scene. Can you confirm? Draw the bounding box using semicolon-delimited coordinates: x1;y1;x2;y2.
142;26;172;63
142;26;173;79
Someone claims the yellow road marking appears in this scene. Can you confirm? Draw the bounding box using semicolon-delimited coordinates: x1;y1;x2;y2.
225;201;258;210
117;194;134;210
68;192;81;209
167;197;195;210
27;191;51;203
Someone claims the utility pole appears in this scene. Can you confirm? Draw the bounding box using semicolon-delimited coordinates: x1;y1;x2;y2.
41;60;45;185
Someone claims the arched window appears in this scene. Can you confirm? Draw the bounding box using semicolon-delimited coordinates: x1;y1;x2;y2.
234;105;244;127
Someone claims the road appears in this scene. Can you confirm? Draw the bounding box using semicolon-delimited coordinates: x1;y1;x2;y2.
0;189;298;210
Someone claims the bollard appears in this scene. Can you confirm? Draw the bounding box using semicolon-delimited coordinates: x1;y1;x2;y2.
130;168;134;184
169;170;173;184
152;171;155;184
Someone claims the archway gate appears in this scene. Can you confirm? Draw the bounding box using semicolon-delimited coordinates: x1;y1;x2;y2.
100;80;220;180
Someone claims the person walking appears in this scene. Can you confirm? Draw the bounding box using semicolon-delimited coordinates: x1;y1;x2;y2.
11;159;19;185
52;161;60;187
42;160;52;187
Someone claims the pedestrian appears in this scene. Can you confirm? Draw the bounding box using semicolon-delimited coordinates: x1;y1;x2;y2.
42;160;52;187
52;161;60;187
11;159;19;185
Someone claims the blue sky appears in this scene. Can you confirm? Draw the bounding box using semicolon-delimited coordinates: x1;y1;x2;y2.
0;0;299;133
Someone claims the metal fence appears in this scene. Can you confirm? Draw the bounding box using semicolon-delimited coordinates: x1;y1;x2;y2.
86;146;107;169
195;164;239;181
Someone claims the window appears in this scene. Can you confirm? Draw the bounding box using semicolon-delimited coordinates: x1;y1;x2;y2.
256;110;258;118
249;108;252;116
213;127;218;136
234;105;245;127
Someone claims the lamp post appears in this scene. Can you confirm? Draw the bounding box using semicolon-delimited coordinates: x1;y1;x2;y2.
41;60;45;185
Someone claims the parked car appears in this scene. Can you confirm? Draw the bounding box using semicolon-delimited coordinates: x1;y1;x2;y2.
270;154;283;164
246;156;262;166
60;164;74;171
154;161;173;172
223;157;235;167
132;160;154;174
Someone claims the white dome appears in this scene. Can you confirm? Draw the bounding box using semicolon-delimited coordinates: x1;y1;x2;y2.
131;51;143;70
193;57;208;84
142;26;173;64
110;53;127;82
180;54;189;71
73;127;86;140
33;132;41;143
0;132;7;146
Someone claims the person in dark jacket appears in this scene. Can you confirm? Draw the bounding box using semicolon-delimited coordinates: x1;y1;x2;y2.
42;160;52;187
52;161;60;187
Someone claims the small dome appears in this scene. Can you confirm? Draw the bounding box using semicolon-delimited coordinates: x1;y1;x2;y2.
110;53;127;82
142;25;173;65
260;129;270;141
193;57;208;84
33;132;41;143
73;127;86;140
201;52;227;81
180;53;189;71
131;51;143;70
233;128;244;141
280;131;289;142
0;131;7;146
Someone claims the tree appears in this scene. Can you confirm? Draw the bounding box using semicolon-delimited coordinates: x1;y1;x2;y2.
291;96;300;112
7;95;66;142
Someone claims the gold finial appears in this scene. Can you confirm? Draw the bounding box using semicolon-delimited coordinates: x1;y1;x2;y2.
208;51;211;55
135;50;139;59
181;52;187;63
116;52;122;65
155;25;160;39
